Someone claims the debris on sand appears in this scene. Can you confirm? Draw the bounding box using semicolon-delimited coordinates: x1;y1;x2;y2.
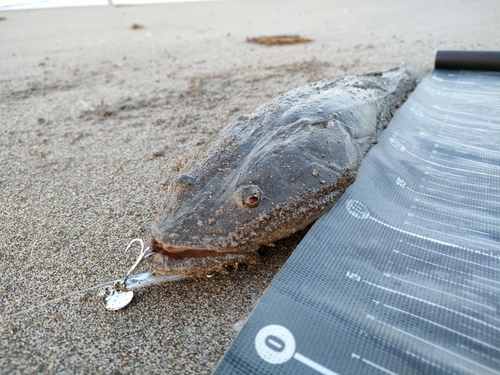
246;35;312;46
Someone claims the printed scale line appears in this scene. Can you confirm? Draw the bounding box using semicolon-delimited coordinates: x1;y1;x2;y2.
425;166;469;180
394;248;500;289
375;301;500;353
412;199;500;227
428;173;500;191
369;215;500;263
369;316;500;375
393;264;496;297
431;104;500;122
351;353;399;375
408;221;500;251
387;274;495;311
411;106;500;132
425;186;500;205
403;241;500;272
427;180;500;197
431;153;500;173
361;279;500;333
406;184;496;213
437;132;500;148
411;213;498;238
406;149;499;177
436;122;499;134
293;353;339;375
462;307;500;326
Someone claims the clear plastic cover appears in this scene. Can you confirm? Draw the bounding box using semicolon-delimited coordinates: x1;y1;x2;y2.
214;69;500;375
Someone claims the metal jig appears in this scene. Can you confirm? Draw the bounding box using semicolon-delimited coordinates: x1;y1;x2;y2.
100;238;187;311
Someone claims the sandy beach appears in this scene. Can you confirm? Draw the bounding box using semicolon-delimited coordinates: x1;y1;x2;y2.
1;0;499;373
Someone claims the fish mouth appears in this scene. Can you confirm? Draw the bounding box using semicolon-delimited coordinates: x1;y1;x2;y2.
147;238;258;276
150;238;234;259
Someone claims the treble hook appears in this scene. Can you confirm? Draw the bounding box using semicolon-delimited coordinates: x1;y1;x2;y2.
100;238;187;310
112;238;152;291
124;238;153;277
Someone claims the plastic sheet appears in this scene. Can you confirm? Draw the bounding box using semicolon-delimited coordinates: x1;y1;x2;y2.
214;69;500;374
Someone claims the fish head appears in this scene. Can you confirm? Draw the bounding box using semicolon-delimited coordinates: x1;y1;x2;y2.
147;125;274;276
147;113;358;276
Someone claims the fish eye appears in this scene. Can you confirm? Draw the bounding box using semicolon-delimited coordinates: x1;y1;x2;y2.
233;185;263;208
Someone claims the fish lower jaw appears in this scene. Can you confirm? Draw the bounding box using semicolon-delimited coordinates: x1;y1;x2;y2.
147;238;258;276
150;238;241;259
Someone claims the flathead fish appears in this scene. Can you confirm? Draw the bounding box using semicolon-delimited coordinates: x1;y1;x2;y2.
147;65;414;276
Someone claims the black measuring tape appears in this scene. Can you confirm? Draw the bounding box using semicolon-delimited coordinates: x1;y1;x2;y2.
213;51;500;375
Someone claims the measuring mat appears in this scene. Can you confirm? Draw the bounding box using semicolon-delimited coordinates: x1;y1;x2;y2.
213;69;500;375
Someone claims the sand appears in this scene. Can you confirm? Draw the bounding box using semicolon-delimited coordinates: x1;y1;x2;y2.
1;0;499;373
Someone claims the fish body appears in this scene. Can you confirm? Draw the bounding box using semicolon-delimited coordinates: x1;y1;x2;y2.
147;65;414;276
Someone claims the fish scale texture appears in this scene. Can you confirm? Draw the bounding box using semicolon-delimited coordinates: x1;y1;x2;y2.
214;69;500;375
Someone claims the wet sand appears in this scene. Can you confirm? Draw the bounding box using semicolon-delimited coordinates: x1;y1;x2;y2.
1;0;499;373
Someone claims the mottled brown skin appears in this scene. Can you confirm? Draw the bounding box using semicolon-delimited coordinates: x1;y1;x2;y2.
147;65;414;276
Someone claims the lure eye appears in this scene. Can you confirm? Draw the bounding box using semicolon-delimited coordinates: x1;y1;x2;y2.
233;185;263;208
